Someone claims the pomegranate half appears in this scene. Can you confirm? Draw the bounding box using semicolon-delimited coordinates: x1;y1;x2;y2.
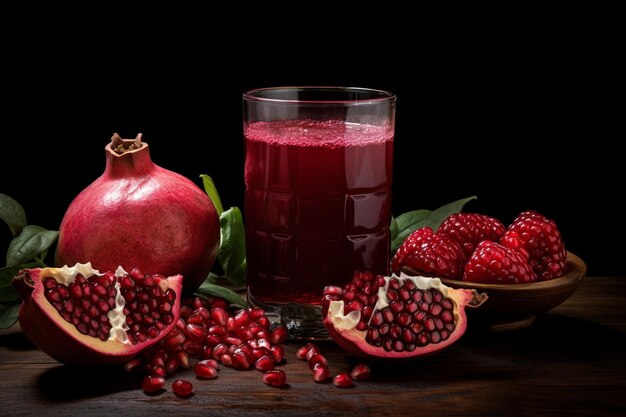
322;271;486;359
13;263;182;365
56;133;220;292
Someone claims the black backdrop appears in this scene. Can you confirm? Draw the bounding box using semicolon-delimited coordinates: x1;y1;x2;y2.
0;30;622;277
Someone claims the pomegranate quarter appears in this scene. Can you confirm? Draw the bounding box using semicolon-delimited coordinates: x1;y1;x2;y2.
322;272;487;360
13;263;182;365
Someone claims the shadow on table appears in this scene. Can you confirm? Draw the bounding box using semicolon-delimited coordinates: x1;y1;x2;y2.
36;365;143;401
0;330;37;351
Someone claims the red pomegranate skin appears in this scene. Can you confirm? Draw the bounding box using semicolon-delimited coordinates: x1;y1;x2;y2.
56;138;220;292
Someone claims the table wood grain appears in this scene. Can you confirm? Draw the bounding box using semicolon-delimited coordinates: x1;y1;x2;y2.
1;277;624;417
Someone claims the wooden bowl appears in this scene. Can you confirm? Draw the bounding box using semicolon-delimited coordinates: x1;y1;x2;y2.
402;251;587;331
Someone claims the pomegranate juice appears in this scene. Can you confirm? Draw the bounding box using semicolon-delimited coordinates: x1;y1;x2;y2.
245;119;393;305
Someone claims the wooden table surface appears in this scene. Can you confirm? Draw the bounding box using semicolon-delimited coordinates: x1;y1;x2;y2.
1;276;624;417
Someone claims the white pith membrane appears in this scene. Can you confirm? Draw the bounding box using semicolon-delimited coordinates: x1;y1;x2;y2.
327;273;468;357
42;262;131;343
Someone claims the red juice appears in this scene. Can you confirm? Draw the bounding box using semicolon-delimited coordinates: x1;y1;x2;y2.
244;119;394;305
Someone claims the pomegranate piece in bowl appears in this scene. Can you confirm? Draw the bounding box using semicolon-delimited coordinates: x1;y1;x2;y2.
422;251;587;331
322;271;487;360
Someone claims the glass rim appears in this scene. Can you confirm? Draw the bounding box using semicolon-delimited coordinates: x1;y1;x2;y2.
242;86;396;105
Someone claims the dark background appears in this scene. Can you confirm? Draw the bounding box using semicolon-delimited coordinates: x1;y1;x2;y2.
0;20;622;277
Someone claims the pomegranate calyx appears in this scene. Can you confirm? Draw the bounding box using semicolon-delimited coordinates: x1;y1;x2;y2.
110;133;145;155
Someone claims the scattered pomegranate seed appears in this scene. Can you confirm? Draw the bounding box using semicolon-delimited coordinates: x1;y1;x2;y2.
123;358;142;372
350;363;371;380
296;343;315;360
131;297;297;393
308;353;328;370
194;361;219;379
305;345;321;361
142;376;165;393
270;326;288;344
255;355;275;371
172;379;193;397
269;345;285;364
263;370;287;387
333;373;354;388
313;363;331;382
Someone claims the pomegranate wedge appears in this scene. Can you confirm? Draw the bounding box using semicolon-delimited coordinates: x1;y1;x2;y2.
13;263;182;365
322;272;486;360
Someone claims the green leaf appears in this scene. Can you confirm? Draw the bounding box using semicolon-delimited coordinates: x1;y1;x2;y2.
0;286;19;303
194;282;247;308
0;194;27;236
226;259;246;288
200;174;224;216
6;225;58;267
390;196;477;254
217;207;246;281
390;216;398;243
390;209;432;253
0;302;20;329
206;272;220;284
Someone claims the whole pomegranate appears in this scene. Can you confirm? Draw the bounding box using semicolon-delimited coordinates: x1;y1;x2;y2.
56;134;220;292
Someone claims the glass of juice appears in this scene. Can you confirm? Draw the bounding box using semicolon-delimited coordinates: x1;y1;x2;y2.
243;87;396;339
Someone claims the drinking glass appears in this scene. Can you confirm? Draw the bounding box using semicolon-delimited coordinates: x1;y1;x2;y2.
243;87;396;339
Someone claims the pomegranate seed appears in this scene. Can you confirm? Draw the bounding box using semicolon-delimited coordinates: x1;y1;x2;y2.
270;345;285;364
249;308;265;320
142;376;165;393
226;317;237;332
176;350;190;368
234;309;250;327
262;370;287;387
130;268;144;281
333;373;354;388
195;361;219;379
183;341;203;356
211;299;229;310
350;363;371;380
296;343;315;360
150;365;166;378
172;379;193;397
220;353;233;366
210;308;229;325
255;355;275;371
257;338;271;350
166;332;186;346
269;326;288;344
206;334;222;347
237;326;255;341
165;358;179;374
305;345;321;361
232;349;251;369
308;353;328;370
256;316;270;329
123;358;142;372
313;364;331;382
323;285;343;296
212;343;229;360
252;347;270;359
225;336;243;346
